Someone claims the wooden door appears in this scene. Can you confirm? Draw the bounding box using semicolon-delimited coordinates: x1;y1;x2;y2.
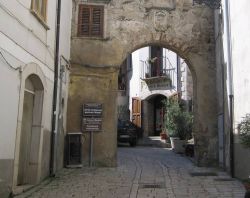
132;97;141;127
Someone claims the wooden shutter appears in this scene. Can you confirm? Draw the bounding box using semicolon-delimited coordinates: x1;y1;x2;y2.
78;6;91;36
31;0;47;21
78;5;104;37
91;7;103;36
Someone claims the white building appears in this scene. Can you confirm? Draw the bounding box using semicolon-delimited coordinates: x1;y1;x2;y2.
118;46;193;137
215;0;250;179
0;0;72;196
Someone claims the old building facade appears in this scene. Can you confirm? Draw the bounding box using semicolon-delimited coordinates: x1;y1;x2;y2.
1;0;250;196
215;0;250;179
117;46;193;137
68;0;218;167
0;0;72;196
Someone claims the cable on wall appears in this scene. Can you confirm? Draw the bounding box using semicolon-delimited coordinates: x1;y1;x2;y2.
0;51;21;71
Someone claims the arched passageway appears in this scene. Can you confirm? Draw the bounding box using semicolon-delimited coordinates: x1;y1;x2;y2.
68;0;217;167
117;45;194;140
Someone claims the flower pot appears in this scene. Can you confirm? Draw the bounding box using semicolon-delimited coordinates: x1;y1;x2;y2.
160;133;167;140
170;137;186;153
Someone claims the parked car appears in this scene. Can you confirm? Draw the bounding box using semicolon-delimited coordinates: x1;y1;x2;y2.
117;119;138;147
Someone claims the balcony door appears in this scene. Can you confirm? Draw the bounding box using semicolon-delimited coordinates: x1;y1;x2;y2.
150;46;163;77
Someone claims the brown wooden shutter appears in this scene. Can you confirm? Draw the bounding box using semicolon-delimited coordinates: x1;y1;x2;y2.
132;98;141;127
78;5;103;37
78;6;91;36
91;7;103;36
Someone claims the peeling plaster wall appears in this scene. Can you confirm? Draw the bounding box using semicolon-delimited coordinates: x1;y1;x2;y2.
69;0;218;166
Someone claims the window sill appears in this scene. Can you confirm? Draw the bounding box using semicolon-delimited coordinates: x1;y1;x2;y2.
30;10;50;30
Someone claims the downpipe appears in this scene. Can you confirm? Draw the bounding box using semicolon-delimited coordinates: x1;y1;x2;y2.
225;0;234;178
50;0;62;176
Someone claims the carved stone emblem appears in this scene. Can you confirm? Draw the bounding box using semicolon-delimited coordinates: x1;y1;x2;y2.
154;11;168;32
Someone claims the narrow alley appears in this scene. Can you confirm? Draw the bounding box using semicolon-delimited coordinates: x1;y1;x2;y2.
15;146;245;198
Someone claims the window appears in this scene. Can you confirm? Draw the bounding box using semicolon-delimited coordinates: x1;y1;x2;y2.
31;0;47;22
78;5;104;37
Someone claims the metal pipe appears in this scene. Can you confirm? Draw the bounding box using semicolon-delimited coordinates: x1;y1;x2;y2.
224;0;234;177
176;56;181;98
89;131;94;167
50;0;62;176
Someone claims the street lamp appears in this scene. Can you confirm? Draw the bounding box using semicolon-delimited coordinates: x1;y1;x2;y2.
193;0;221;9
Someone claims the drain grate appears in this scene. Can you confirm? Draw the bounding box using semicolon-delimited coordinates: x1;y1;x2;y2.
190;172;218;177
139;183;164;189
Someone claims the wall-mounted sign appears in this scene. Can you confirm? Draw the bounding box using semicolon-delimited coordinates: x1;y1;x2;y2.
83;103;102;117
82;103;103;132
82;117;102;132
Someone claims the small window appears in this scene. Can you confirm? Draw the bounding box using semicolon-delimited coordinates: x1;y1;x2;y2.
78;5;104;37
31;0;47;22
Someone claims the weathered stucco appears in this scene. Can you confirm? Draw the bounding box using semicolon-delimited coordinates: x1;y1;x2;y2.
67;65;118;166
69;0;218;166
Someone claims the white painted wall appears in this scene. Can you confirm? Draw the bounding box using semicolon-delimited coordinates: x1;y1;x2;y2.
128;47;185;122
0;0;72;189
0;55;20;159
130;47;179;101
129;48;144;112
180;60;193;101
229;1;250;128
228;0;250;180
0;0;71;158
217;0;250;179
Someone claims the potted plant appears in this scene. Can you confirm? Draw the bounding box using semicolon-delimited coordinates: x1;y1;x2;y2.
238;114;250;148
162;98;193;153
160;128;168;140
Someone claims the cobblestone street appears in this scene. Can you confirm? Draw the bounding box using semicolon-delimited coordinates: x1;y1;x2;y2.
15;147;246;198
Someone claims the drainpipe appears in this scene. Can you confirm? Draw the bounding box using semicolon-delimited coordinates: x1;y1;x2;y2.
50;0;62;176
224;0;234;177
176;56;181;99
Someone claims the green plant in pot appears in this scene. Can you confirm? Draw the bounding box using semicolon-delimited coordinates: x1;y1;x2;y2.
162;97;193;152
238;114;250;148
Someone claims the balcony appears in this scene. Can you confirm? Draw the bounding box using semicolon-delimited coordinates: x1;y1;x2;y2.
140;56;176;89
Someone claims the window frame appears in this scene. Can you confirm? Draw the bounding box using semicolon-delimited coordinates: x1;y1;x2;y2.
77;4;104;38
30;0;49;29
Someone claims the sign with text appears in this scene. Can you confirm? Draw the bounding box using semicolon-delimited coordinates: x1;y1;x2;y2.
83;103;102;117
82;103;103;132
82;117;102;132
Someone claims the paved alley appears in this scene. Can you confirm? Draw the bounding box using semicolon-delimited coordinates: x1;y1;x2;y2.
15;147;246;198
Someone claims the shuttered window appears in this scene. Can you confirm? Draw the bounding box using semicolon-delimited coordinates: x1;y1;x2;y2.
31;0;47;22
78;5;104;37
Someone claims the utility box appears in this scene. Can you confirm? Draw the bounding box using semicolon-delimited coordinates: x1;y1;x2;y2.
65;133;82;167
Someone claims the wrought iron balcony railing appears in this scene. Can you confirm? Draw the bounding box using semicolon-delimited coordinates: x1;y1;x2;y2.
140;56;176;80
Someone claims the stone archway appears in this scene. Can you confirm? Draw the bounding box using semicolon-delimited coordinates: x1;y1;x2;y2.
68;0;217;166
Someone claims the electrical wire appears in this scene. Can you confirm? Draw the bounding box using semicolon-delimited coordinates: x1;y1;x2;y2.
0;30;54;73
0;2;55;59
16;0;30;11
0;51;20;71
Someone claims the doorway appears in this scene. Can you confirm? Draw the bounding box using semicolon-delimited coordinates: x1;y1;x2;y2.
17;74;44;185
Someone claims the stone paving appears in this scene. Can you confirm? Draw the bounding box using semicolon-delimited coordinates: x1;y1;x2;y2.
15;147;246;198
